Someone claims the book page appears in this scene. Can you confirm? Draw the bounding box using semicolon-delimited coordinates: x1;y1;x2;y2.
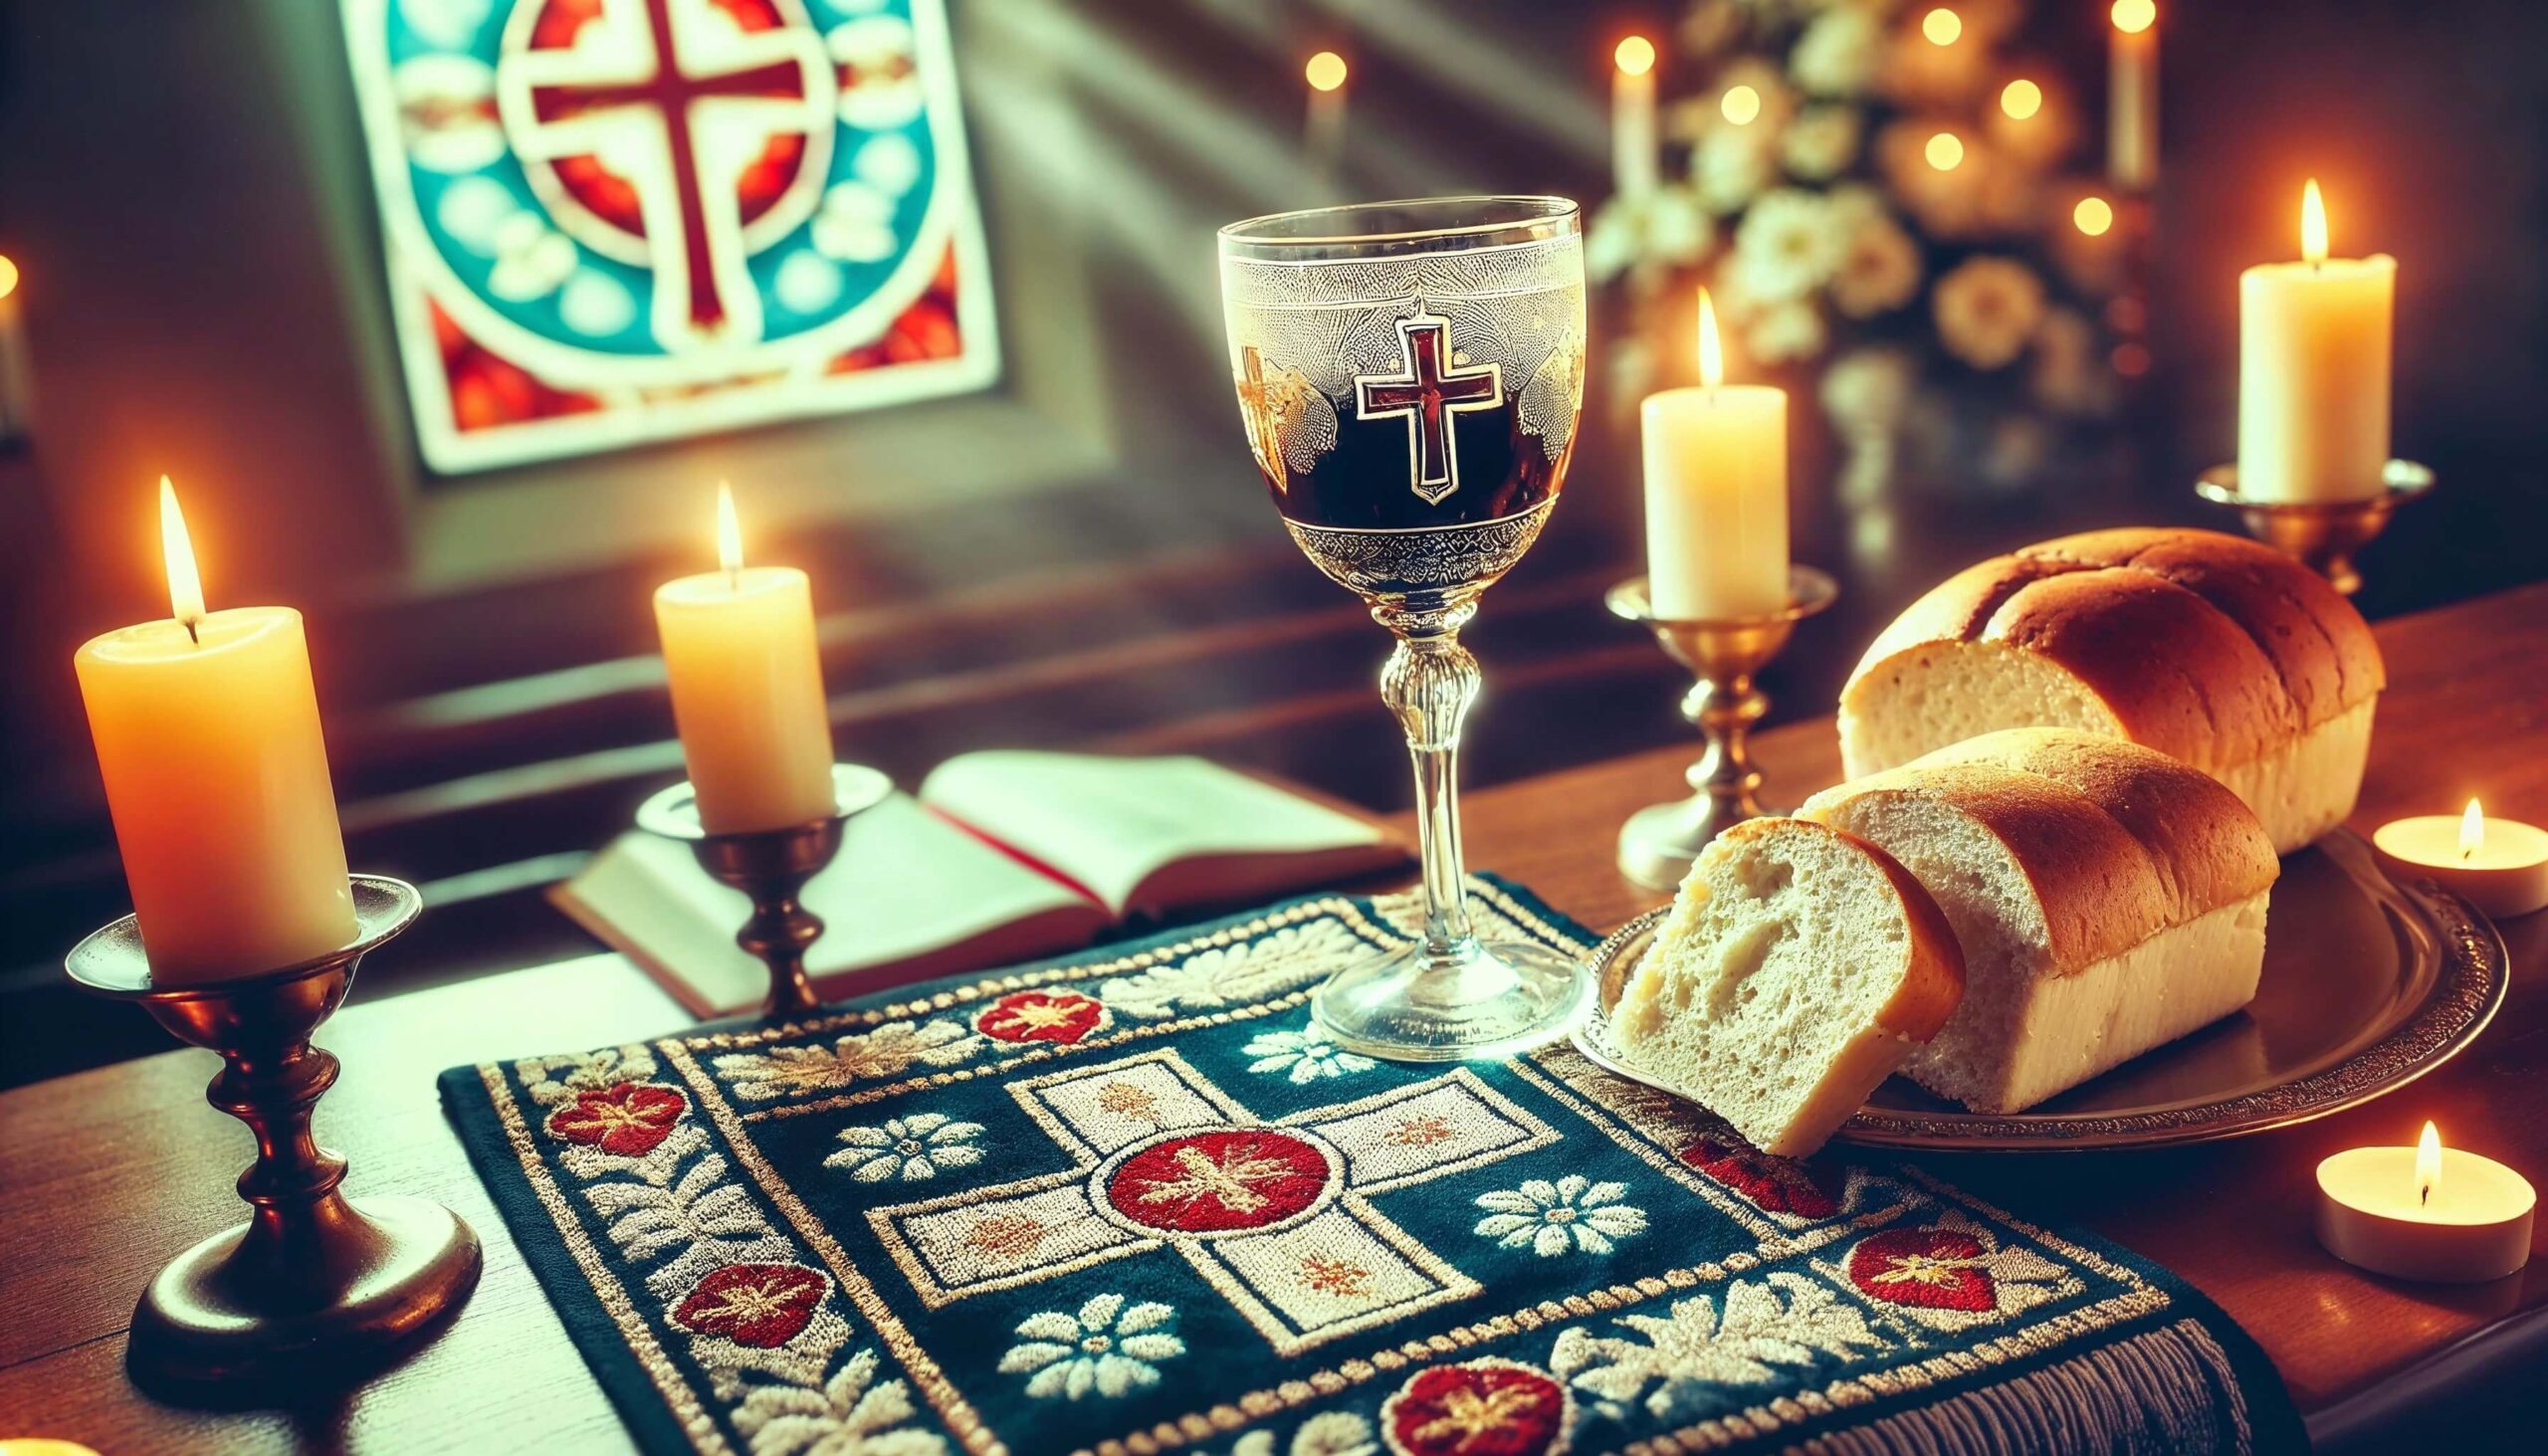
554;793;1103;1015
920;752;1388;918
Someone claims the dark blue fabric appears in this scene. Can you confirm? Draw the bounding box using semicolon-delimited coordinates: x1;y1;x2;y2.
443;875;2301;1456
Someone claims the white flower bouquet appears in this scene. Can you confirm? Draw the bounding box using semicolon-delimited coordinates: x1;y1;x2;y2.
1590;0;2134;495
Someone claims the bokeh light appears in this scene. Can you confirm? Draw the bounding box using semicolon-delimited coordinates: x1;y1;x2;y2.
0;255;17;302
2001;79;2042;120
2112;0;2157;35
1614;36;1655;77
1923;8;1963;46
1305;51;1348;93
1721;85;1761;125
1925;131;1965;171
2074;196;2115;236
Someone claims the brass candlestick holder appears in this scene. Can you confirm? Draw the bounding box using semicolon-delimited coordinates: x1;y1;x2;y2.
638;763;892;1018
64;875;480;1387
1609;568;1841;892
2196;460;2435;596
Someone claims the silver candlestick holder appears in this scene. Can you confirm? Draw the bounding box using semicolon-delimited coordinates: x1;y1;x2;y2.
637;764;892;1019
2196;460;2435;596
1609;568;1841;892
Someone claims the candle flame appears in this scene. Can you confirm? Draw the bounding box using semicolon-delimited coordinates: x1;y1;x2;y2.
1614;36;1654;78
715;481;743;582
158;476;205;637
2416;1121;2442;1206
2301;178;2329;266
2460;798;2485;861
2112;0;2156;36
1696;287;1723;389
1305;51;1347;93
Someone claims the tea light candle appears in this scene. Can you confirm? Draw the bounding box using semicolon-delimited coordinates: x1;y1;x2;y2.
2317;1123;2534;1283
1641;289;1790;620
2237;179;2396;503
2373;800;2548;919
654;485;837;834
72;480;356;983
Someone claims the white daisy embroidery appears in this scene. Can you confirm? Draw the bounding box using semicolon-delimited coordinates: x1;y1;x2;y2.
996;1293;1184;1399
824;1114;986;1183
1474;1175;1650;1256
1243;1021;1378;1085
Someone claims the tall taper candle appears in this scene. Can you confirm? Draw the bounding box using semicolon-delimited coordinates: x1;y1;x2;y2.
1641;291;1790;619
655;485;837;833
2108;0;2159;192
73;480;354;983
2238;179;2395;503
1613;37;1659;199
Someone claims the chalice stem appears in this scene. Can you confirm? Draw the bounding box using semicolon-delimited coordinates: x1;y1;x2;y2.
1382;625;1481;956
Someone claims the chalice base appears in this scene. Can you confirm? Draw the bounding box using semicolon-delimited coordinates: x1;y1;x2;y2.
129;1193;482;1389
1312;937;1591;1063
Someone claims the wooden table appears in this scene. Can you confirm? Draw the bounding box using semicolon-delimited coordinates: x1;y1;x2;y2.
5;583;2545;1454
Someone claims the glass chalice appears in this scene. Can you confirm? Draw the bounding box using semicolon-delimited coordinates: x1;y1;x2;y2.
1217;196;1591;1061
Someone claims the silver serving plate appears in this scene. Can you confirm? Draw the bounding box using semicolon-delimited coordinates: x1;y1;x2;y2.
1571;830;2509;1151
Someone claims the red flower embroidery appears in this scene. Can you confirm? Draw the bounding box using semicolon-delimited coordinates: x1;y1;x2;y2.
544;1082;688;1157
1677;1137;1842;1219
672;1263;829;1348
975;989;1109;1045
1105;1130;1334;1234
1380;1357;1571;1456
1846;1226;1999;1313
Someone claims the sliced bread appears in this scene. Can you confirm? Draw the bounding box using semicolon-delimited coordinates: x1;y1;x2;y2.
1613;817;1965;1157
1838;527;2383;852
1802;728;2280;1113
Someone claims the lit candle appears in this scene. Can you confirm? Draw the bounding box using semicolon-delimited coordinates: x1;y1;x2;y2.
1641;289;1790;620
2107;0;2158;191
72;480;355;983
2317;1122;2534;1283
654;484;837;834
2374;799;2548;919
1612;36;1658;199
1304;51;1348;189
2238;179;2396;503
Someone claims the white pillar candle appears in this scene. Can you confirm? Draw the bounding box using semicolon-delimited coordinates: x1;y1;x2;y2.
1612;37;1659;199
2317;1123;2534;1284
2238;179;2395;503
654;485;838;834
1641;290;1790;620
2373;800;2548;919
73;480;355;983
2107;1;2159;192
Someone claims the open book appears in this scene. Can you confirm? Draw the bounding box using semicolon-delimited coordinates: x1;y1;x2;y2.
554;752;1408;1017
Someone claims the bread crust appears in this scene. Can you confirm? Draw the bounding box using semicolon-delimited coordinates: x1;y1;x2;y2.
1805;763;2174;970
1834;825;1967;1040
1843;527;2384;783
1905;729;2280;923
1804;730;2279;974
2020;528;2383;720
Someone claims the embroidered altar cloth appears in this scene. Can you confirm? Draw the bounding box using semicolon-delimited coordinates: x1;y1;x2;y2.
443;878;2300;1456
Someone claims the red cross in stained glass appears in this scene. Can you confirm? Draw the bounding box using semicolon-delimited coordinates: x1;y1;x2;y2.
1355;309;1503;506
517;0;829;339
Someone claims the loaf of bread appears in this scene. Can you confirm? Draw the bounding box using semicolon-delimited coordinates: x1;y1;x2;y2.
1839;527;2383;853
1802;728;2279;1113
1613;817;1965;1156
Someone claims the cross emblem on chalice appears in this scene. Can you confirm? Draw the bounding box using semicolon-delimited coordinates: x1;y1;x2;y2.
1356;308;1504;506
866;1048;1558;1353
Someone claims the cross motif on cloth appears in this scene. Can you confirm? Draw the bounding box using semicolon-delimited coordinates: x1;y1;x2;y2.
866;1048;1559;1354
1355;308;1503;506
499;0;834;348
